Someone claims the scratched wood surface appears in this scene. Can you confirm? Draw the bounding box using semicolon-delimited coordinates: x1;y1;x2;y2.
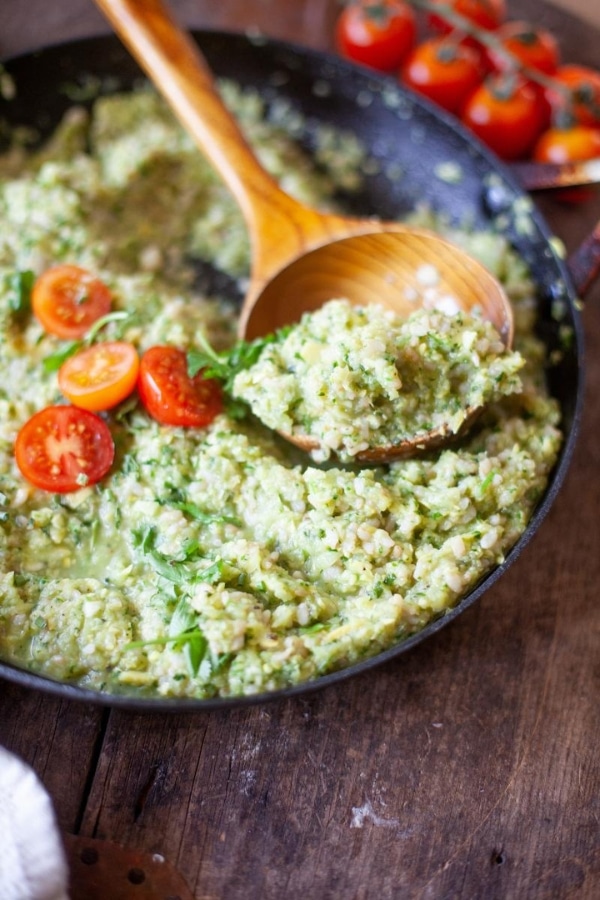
0;2;599;898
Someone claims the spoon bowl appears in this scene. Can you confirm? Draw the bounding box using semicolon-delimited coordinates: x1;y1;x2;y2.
95;0;514;462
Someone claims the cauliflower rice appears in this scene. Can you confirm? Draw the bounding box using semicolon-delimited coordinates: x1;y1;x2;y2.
0;85;562;699
233;300;525;462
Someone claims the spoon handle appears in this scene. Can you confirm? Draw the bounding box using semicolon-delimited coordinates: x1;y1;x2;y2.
94;0;303;232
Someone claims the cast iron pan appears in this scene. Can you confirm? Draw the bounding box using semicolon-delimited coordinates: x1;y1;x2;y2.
0;31;589;710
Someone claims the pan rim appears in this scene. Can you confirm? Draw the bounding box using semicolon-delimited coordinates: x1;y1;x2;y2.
0;29;586;711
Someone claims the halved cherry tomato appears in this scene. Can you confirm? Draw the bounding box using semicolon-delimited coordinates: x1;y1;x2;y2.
461;74;545;160
335;0;416;72
533;125;600;203
428;0;506;33
401;37;483;114
15;405;115;493
138;346;223;428
486;21;560;76
545;64;600;128
58;341;140;412
32;265;112;340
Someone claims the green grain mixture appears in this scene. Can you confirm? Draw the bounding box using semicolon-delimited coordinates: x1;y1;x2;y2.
0;85;562;699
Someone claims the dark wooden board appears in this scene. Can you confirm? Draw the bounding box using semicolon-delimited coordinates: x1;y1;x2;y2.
1;2;599;898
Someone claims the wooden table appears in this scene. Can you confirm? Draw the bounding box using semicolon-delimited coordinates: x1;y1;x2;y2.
1;2;599;898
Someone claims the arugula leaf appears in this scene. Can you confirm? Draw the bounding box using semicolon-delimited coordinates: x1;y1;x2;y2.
42;310;132;373
126;597;209;677
132;525;185;585
196;559;227;584
181;629;208;677
170;497;241;528
132;524;228;587
168;596;197;636
188;329;285;394
43;340;81;373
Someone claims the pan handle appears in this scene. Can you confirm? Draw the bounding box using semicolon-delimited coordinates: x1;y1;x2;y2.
566;220;600;298
512;159;600;192
507;163;600;297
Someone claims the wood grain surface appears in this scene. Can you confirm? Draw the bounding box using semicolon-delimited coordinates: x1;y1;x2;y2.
0;2;599;899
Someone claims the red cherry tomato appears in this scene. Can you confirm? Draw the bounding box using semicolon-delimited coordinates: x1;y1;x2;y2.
428;0;507;33
401;37;483;114
533;125;600;203
461;75;545;160
486;21;560;76
545;64;600;128
335;0;416;72
138;346;223;428
32;265;112;340
58;341;140;412
15;405;115;493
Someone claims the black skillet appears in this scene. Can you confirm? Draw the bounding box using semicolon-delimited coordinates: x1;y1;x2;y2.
0;31;592;710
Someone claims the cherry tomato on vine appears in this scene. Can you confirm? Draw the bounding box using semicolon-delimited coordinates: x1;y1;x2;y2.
32;265;112;340
58;341;140;412
335;0;416;72
486;20;560;76
533;125;600;203
428;0;507;34
15;405;115;493
138;346;223;428
545;64;600;128
461;74;545;160
401;36;483;114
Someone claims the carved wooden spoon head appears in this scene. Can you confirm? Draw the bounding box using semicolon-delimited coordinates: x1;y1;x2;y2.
96;0;515;463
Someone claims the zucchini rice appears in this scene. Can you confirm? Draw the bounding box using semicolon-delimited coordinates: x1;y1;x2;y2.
0;85;562;699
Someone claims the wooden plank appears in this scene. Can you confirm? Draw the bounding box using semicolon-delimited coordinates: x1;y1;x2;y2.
1;2;599;898
0;682;106;832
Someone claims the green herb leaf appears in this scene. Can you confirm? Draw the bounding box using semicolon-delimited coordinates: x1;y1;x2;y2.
132;525;185;585
172;498;241;527
181;629;208;677
188;329;286;394
168;599;208;676
7;269;35;318
195;559;227;584
83;309;130;345
42;340;81;373
42;310;132;373
133;524;227;587
168;596;197;637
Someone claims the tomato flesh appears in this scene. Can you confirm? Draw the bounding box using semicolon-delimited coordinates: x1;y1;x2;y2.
58;341;140;411
138;346;223;428
32;264;112;340
335;0;416;72
15;405;115;493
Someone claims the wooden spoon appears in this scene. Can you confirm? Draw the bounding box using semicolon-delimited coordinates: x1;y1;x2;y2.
95;0;514;463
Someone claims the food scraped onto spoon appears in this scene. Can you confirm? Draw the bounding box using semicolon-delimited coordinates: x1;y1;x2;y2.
231;299;524;463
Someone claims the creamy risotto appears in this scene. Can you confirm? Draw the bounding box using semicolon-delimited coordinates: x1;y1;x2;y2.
0;86;562;699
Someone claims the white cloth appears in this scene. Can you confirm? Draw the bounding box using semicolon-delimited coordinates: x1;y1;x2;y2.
0;745;69;900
